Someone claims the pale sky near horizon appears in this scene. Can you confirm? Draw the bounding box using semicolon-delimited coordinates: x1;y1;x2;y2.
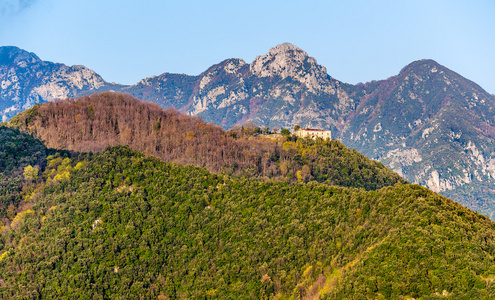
1;0;494;94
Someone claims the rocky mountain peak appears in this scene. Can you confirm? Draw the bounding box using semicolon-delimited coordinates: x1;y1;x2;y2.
250;43;319;77
0;46;40;67
397;59;491;98
197;58;247;92
202;58;247;76
398;59;446;77
250;43;331;93
0;47;107;121
267;42;307;58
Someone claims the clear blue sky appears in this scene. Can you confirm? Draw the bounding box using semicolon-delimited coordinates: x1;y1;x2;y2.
1;0;494;93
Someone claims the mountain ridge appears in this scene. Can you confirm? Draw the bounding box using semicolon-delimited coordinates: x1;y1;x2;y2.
0;46;106;121
0;46;41;66
2;44;495;217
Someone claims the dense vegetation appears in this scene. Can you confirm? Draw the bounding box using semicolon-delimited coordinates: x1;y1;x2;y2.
0;146;494;299
3;93;495;298
9;92;405;191
0;126;50;221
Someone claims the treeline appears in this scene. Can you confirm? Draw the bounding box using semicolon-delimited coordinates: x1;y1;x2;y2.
9;92;405;190
0;146;494;299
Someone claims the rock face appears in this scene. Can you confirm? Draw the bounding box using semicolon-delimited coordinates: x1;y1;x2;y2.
0;46;106;121
250;43;333;94
3;44;495;217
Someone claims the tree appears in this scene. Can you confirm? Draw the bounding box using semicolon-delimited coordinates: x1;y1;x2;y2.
23;165;39;182
294;125;301;132
301;165;312;182
242;121;258;135
280;129;291;137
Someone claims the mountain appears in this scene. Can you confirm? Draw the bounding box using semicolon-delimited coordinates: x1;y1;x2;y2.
340;59;495;217
1;44;352;130
1;133;495;298
2;44;495;217
120;43;353;130
0;46;110;121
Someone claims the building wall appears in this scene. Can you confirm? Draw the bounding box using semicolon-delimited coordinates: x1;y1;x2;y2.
295;129;331;139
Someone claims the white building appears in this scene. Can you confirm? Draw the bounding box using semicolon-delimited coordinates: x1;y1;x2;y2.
295;128;331;139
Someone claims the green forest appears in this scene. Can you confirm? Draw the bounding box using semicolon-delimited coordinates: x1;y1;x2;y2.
0;126;49;220
1;93;495;299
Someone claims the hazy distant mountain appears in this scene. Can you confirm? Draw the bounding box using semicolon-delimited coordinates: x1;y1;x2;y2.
2;44;495;217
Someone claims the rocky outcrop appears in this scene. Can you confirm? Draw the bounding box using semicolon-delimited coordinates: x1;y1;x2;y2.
250;43;334;94
32;65;105;101
0;46;106;121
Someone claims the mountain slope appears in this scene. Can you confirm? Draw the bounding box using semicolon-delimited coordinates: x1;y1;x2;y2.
1;145;494;298
9;92;405;191
340;59;495;217
0;125;51;221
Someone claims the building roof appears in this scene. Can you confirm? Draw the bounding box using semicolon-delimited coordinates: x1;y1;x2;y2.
301;128;328;132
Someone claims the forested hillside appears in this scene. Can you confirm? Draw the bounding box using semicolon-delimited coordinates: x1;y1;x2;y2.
9;92;405;191
0;126;51;221
0;146;494;299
